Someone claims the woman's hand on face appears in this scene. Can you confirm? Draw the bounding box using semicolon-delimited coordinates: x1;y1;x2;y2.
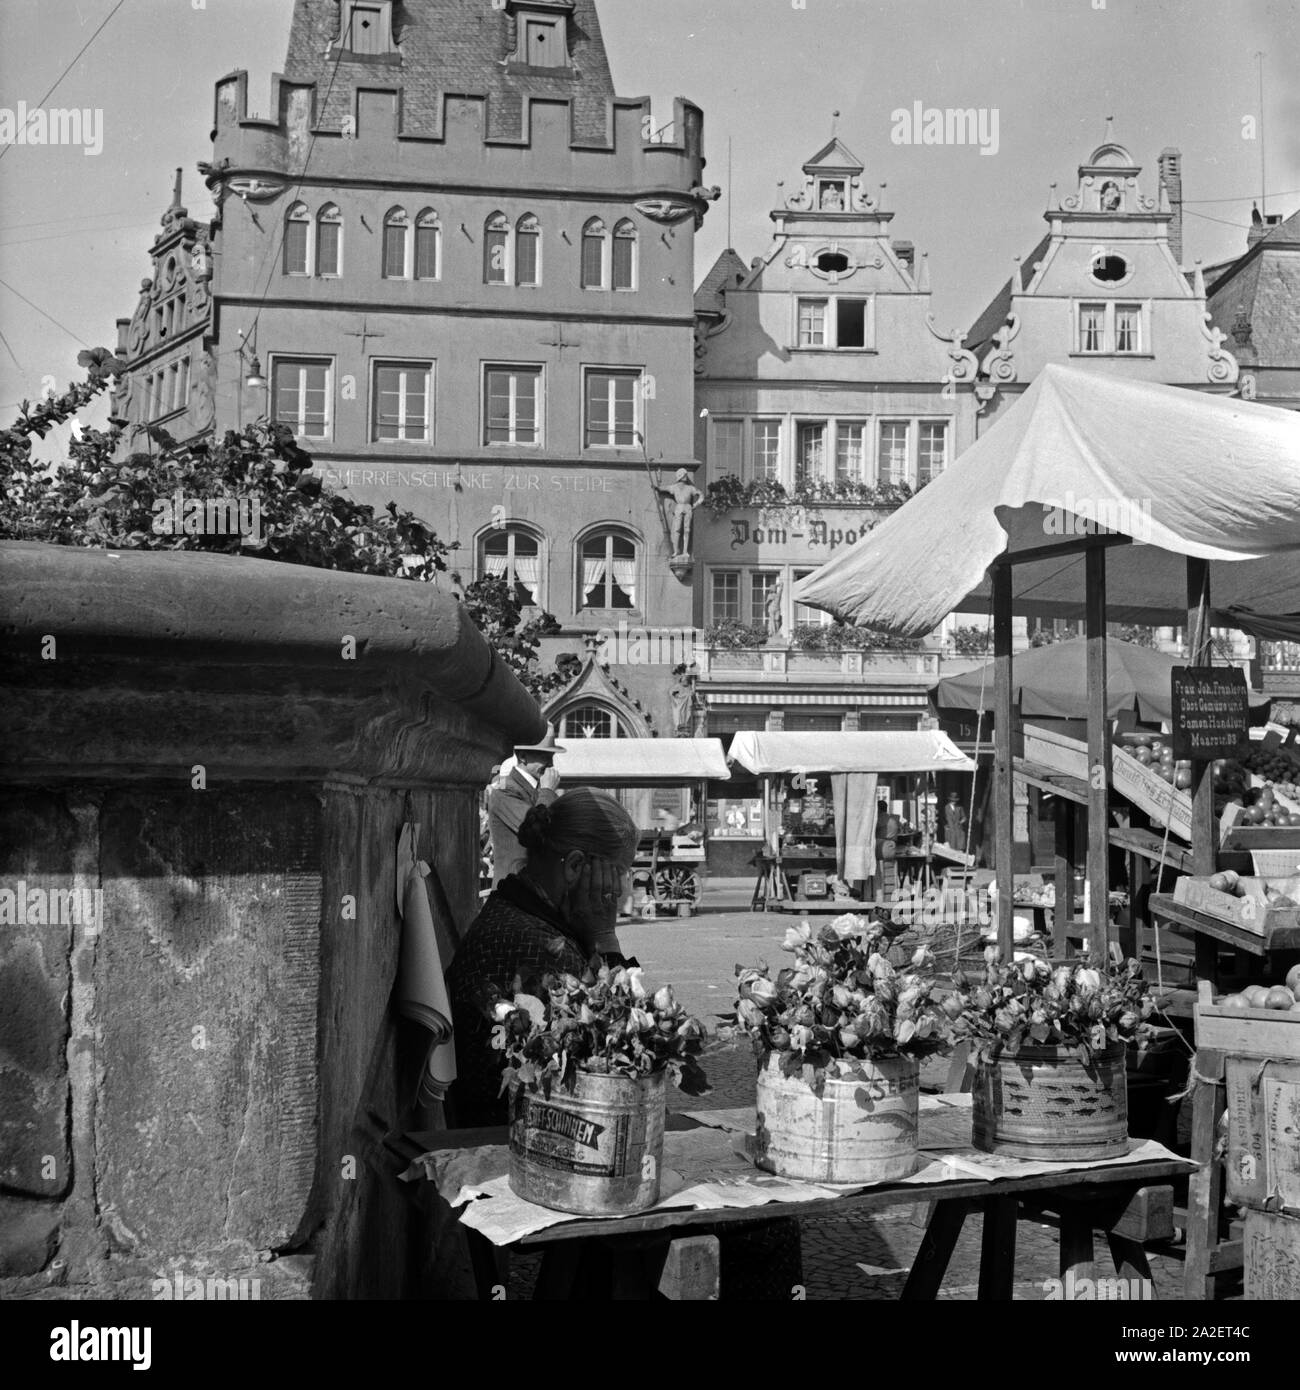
568;855;624;949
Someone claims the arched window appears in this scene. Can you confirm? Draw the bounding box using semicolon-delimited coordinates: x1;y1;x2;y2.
578;528;637;611
612;218;637;291
581;218;606;289
515;213;540;286
383;207;409;279
317;204;342;276
415;209;440;280
284;202;310;275
484;212;510;284
480;524;542;607
559;704;622;739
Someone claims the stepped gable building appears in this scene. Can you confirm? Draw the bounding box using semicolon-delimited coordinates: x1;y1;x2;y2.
113;0;718;757
690;135;980;872
962;129;1239;432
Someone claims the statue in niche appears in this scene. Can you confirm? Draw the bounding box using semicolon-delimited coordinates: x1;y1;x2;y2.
1100;181;1122;212
820;182;845;211
765;575;785;638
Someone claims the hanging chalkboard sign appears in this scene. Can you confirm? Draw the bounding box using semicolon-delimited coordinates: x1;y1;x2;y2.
1170;665;1250;761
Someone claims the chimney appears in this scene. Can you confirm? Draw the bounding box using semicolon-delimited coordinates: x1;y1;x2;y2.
1247;202;1284;249
1158;148;1183;266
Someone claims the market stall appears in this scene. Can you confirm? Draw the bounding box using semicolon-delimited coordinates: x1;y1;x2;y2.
552;738;730;916
794;363;1300;1299
726;730;976;910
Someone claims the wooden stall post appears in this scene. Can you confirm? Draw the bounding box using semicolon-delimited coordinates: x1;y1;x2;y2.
1085;545;1111;961
1053;801;1074;959
993;565;1016;960
1186;558;1218;878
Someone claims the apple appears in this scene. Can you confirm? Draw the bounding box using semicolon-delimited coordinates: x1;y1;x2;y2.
1243;985;1271;1007
1265;986;1296;1009
1175;769;1193;790
1219;994;1250;1010
1136;747;1153;765
1285;963;1300;995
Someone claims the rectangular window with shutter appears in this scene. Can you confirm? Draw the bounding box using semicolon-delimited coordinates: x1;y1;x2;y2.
918;422;947;485
712;420;744;477
585;369;639;448
273;358;331;439
485;365;541;445
753;420;781;480
711;571;741;623
879;421;910;485
373;362;432;442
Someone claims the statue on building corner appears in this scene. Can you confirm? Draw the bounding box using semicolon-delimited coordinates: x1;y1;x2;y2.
655;467;703;559
670;663;700;737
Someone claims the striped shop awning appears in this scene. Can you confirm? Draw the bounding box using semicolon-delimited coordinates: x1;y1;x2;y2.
705;691;929;707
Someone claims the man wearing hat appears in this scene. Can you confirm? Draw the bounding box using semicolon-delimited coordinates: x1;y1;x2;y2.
654;467;704;558
488;725;564;886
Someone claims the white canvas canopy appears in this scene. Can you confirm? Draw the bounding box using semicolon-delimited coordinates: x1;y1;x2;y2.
553;737;730;786
728;730;975;775
793;366;1300;634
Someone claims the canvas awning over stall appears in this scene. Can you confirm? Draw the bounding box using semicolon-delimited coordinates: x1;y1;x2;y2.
794;365;1300;634
934;637;1269;725
553;738;730;787
728;730;975;775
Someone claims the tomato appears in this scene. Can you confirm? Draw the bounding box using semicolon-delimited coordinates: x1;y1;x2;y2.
1175;769;1193;789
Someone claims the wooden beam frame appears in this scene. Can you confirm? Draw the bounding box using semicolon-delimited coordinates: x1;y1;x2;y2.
1085;546;1111;961
993;565;1016;959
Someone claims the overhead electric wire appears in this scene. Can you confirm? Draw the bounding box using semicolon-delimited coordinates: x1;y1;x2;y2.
0;276;90;348
0;0;131;165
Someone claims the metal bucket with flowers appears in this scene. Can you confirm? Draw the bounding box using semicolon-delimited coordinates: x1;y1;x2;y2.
733;915;959;1184
954;948;1159;1161
489;961;708;1215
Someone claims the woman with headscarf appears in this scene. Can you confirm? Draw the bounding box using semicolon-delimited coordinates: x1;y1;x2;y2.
448;787;638;1127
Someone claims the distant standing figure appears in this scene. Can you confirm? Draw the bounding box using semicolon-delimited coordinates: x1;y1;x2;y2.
487;726;564;885
656;468;704;558
943;791;968;851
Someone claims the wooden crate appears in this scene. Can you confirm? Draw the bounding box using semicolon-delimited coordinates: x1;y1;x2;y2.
1173;876;1298;938
1023;725;1089;781
1195;985;1300;1058
1111;747;1193;841
1223;1057;1300;1209
1245;1209;1300;1299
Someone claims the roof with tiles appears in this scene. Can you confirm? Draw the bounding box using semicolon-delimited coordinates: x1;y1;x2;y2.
283;0;616;143
1207;206;1300;367
963;232;1051;357
695;248;750;316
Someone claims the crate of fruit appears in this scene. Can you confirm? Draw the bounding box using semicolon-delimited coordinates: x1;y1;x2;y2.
1194;973;1300;1059
1172;872;1299;937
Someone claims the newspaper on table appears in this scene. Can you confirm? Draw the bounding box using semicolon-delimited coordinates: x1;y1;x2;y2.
401;1091;1183;1248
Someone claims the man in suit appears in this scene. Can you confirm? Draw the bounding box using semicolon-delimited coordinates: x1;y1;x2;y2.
488;726;563;886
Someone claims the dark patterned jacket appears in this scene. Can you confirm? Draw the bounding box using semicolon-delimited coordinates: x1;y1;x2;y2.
447;875;589;1128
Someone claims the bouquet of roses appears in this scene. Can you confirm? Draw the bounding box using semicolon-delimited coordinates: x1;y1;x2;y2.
488;957;709;1098
732;915;959;1084
954;946;1159;1063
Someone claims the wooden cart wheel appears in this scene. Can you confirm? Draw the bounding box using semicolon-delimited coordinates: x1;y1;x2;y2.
655;867;701;904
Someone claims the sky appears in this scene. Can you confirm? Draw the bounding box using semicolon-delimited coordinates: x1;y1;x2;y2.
1;0;1297;442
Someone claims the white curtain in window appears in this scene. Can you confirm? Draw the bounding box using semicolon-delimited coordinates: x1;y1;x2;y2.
582;557;607;603
610;557;637;606
513;553;540;604
483;554;508;579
